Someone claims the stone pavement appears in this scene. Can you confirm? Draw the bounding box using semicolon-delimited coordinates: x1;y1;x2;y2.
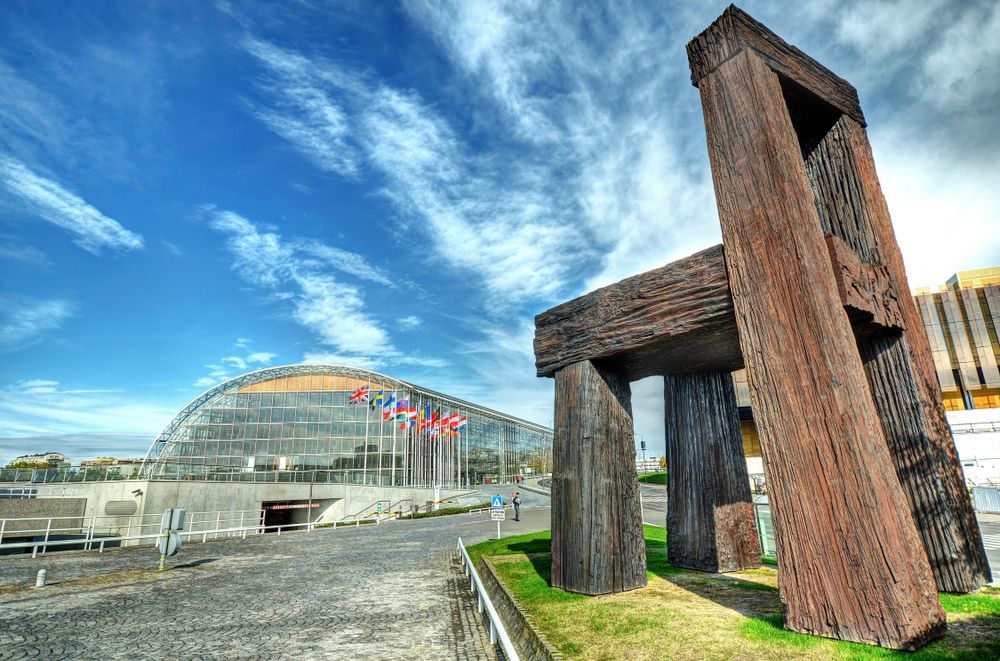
0;506;551;660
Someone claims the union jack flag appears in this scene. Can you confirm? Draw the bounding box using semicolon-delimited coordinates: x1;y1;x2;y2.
348;385;369;404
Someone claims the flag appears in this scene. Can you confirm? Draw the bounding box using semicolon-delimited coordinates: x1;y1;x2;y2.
399;406;418;429
444;413;459;428
348;385;369;404
381;394;396;419
418;405;432;431
369;390;384;410
455;415;467;430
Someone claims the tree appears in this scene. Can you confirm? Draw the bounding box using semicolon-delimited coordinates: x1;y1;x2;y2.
6;460;52;469
659;456;667;469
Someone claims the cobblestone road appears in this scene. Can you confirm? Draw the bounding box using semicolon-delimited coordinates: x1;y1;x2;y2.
0;505;551;660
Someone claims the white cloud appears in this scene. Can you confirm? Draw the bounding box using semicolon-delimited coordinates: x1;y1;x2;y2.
208;209;393;364
301;352;378;369
0;296;74;351
193;349;278;390
242;39;588;307
0;238;48;265
247;351;277;365
0;154;144;254
398;315;421;330
243;38;360;177
0;380;175;439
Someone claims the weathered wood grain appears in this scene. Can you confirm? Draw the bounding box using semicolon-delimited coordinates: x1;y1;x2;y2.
550;360;646;595
825;234;904;332
535;238;902;379
697;49;944;649
687;4;864;125
664;371;760;573
807;115;992;592
534;244;742;380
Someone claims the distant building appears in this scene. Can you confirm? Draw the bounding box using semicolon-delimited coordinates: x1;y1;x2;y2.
913;266;1000;411
141;364;552;487
80;457;144;478
636;456;663;473
7;452;70;468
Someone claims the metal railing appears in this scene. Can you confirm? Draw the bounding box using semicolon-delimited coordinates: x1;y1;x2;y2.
456;537;519;661
0;508;387;557
1;464;466;490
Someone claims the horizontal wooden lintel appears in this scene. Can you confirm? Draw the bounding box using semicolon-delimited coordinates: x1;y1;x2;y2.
534;236;899;379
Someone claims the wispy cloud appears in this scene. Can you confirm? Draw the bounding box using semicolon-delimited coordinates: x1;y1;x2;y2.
243;38;360;177
0;296;74;352
0;154;144;254
398;315;421;330
194;342;280;389
0;379;174;440
0;237;48;266
208;208;393;363
242;38;589;306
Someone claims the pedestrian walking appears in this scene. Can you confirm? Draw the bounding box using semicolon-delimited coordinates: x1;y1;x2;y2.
513;492;521;521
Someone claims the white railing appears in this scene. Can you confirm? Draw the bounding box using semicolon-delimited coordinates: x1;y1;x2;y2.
456;537;520;661
0;509;387;558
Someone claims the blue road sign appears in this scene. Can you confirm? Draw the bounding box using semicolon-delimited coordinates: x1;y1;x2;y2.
491;495;503;509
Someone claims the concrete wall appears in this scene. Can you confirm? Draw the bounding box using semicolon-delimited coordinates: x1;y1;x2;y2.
39;480;467;524
0;498;87;534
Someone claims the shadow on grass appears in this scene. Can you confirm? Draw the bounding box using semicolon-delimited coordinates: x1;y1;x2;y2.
742;612;1000;660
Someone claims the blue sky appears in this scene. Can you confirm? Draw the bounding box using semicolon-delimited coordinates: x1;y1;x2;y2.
1;0;999;464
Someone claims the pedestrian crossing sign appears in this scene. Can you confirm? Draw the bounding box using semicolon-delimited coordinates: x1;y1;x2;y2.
491;495;503;509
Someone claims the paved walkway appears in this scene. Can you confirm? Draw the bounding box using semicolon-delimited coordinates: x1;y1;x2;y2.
0;506;551;660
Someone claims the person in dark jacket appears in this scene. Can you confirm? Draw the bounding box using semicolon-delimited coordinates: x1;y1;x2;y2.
513;492;521;521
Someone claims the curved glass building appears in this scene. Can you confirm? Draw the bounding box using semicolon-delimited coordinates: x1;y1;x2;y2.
140;365;552;488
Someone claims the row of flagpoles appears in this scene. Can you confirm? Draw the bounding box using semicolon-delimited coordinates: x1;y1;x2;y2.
348;384;468;438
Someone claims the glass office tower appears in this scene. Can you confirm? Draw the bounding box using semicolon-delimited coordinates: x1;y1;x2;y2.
140;365;552;488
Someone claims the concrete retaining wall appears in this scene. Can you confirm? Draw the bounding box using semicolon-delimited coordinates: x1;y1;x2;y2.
0;498;87;534
477;556;563;660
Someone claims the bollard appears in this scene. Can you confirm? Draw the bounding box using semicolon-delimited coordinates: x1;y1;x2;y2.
34;568;47;588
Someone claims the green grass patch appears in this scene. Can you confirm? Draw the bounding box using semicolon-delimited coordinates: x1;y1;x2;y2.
637;471;667;485
468;527;1000;660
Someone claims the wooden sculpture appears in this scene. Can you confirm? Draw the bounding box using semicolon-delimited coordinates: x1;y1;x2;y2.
534;5;990;650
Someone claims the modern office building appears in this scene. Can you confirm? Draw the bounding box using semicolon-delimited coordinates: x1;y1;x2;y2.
914;267;1000;411
140;364;552;489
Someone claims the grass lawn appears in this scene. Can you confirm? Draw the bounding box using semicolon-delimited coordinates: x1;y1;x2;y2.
468;527;1000;660
637;471;667;485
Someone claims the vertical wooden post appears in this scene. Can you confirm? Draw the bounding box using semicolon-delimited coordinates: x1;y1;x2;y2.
807;117;991;592
696;50;944;649
664;371;760;573
551;360;646;595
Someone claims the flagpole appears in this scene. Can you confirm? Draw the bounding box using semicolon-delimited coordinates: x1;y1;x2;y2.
390;391;397;487
362;378;370;486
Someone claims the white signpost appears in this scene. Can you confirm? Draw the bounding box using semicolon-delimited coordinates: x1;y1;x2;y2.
491;495;504;539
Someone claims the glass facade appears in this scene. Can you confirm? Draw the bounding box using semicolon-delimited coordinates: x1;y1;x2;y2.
140;365;552;488
914;268;1000;411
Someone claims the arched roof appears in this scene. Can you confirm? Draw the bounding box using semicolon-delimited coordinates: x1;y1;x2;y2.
139;364;550;474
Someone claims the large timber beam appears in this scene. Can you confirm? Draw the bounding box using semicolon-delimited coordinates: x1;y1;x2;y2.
664;371;759;573
534;237;903;380
686;4;864;125
550;360;646;595
806;115;991;592
695;44;944;650
534;244;742;380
